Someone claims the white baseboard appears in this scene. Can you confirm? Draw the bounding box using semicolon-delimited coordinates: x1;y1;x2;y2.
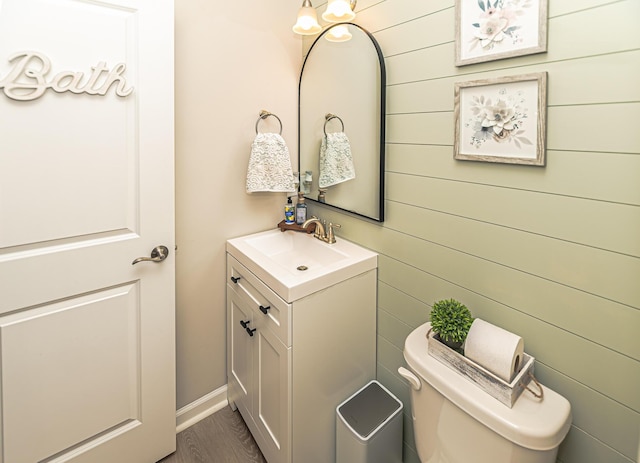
175;384;229;433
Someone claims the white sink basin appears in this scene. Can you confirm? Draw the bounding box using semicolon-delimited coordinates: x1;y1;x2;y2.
244;231;350;268
227;229;377;302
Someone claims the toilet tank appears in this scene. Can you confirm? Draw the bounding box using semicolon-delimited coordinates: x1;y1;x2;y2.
403;323;572;463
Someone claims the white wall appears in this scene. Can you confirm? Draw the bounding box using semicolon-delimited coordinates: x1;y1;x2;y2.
174;0;302;409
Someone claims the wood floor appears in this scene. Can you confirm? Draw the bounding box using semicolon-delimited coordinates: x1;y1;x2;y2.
158;406;266;463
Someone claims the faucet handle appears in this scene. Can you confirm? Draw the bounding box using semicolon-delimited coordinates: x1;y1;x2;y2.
315;222;325;239
327;223;341;244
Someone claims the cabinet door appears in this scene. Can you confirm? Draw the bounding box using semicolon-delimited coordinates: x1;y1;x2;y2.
227;287;254;417
254;322;291;463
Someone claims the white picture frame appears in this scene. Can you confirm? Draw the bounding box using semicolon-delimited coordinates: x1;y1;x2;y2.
454;72;547;166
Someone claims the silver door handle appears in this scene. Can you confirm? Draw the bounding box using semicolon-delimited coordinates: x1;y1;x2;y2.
132;245;169;265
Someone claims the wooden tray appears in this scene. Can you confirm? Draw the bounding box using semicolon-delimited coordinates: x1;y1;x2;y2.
276;220;315;233
427;329;534;408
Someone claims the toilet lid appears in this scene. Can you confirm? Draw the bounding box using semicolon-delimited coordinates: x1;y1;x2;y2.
404;323;572;451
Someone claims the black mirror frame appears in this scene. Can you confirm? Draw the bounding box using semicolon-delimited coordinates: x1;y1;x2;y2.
298;23;386;222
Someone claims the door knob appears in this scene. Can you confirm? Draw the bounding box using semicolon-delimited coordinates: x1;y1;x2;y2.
132;245;169;265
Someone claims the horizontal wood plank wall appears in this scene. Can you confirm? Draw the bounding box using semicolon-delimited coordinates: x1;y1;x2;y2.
305;1;639;462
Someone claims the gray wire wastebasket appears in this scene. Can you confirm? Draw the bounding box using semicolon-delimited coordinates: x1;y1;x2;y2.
336;380;403;463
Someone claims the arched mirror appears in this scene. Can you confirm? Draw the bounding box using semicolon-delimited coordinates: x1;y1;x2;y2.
298;23;385;222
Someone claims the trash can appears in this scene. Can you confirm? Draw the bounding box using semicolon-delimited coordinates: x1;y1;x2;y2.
336;380;403;463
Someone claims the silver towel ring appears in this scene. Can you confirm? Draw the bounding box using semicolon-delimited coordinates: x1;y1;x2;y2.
324;113;344;136
255;110;283;135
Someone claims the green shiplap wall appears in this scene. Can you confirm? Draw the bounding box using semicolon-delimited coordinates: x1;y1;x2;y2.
306;1;640;462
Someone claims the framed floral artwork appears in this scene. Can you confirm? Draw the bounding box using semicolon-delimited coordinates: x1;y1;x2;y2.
454;73;547;166
455;0;548;66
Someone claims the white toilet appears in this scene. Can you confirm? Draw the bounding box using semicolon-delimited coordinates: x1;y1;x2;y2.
399;323;572;463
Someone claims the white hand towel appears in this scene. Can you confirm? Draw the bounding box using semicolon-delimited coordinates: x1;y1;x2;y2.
319;132;356;188
246;132;296;193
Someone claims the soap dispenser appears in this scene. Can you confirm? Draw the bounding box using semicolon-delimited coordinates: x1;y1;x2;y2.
284;196;295;224
295;192;307;225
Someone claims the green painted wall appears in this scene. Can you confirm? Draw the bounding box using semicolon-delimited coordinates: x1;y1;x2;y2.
307;1;640;462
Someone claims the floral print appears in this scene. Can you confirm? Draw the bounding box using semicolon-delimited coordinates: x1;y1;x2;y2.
469;0;533;53
465;87;532;149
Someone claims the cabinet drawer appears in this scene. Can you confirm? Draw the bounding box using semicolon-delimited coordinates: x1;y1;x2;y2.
227;254;292;346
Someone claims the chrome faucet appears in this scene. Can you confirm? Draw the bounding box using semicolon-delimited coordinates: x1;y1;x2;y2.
302;216;341;244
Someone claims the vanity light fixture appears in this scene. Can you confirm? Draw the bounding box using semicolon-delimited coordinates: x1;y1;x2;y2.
322;0;356;23
325;24;352;42
293;0;322;35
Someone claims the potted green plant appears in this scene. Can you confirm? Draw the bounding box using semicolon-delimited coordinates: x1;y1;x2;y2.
430;299;473;352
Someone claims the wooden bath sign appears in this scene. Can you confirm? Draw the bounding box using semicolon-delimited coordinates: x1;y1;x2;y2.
0;51;134;101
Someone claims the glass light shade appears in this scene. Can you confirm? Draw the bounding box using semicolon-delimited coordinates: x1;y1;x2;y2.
322;0;356;23
325;24;352;42
293;5;322;35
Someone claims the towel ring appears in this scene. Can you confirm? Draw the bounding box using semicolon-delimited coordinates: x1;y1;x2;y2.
324;113;344;136
255;110;283;135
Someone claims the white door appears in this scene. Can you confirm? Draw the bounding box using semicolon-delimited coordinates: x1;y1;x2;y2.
254;324;291;463
0;0;175;462
227;287;253;418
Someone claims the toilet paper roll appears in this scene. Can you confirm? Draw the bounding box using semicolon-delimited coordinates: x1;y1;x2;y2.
464;319;524;382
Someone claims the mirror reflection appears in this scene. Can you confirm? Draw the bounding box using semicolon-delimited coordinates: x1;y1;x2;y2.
299;23;385;221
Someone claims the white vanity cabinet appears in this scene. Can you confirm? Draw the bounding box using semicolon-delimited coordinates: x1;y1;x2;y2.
227;255;292;463
226;229;377;463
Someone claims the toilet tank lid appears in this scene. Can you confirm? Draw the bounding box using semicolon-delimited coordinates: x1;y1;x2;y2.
404;323;572;451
